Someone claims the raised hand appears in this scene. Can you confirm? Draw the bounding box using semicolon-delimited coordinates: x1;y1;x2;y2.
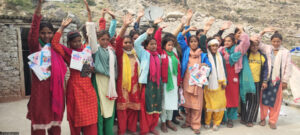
204;18;215;31
186;9;193;20
101;8;107;17
123;13;133;26
61;17;73;29
137;9;145;18
146;28;155;35
106;9;116;19
221;21;232;30
35;0;43;16
180;16;187;25
154;17;163;25
83;0;92;22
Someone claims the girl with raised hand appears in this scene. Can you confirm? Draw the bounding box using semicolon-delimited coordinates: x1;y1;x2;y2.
240;39;269;127
203;38;227;131
218;27;252;128
114;13;143;135
156;24;181;133
27;0;67;134
134;27;162;135
177;26;211;134
255;28;292;129
51;11;98;135
84;1;117;135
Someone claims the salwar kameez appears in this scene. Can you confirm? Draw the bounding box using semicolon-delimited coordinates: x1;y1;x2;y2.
204;86;226;126
161;56;179;122
182;50;204;130
115;36;142;135
27;14;64;135
51;32;98;135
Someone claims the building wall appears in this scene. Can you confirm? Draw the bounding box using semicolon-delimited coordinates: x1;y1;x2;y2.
0;24;22;99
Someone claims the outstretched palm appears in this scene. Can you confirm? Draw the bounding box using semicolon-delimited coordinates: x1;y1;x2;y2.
146;28;155;35
61;18;72;28
186;9;193;19
123;14;133;26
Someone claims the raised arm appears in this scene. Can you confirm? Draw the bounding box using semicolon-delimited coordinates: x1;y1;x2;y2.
172;16;186;37
217;21;231;37
84;0;98;54
203;18;215;35
28;0;43;53
116;14;133;56
99;8;107;31
155;27;163;54
134;28;153;58
51;18;73;63
134;9;144;32
235;31;250;55
107;9;117;38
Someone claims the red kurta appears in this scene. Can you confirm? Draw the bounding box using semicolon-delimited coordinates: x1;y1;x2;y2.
26;14;63;130
51;32;98;127
115;36;141;110
224;63;240;108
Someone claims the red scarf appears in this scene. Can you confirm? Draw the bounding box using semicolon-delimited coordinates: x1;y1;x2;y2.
147;50;161;87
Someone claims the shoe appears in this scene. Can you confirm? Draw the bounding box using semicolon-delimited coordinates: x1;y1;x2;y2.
161;122;168;133
227;120;234;128
259;120;266;126
167;120;177;131
212;125;219;131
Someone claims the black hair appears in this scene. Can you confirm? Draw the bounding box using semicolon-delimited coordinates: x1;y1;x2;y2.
188;35;199;46
196;29;204;36
123;35;133;43
234;27;245;35
271;31;283;41
213;34;221;39
67;31;81;42
129;30;140;39
97;30;110;39
162;34;175;50
224;33;236;43
142;36;156;49
39;21;54;32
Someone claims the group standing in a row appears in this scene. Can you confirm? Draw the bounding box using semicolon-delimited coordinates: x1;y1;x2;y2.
26;0;292;135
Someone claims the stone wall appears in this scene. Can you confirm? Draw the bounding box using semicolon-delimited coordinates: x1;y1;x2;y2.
0;24;22;99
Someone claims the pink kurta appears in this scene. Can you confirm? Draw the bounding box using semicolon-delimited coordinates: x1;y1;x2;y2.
182;49;203;110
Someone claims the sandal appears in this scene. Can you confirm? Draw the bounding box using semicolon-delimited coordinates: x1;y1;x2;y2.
259;120;266;126
193;129;201;134
227;120;234;128
212;125;219;131
167;120;177;131
204;124;210;129
181;123;190;128
161;122;168;133
269;123;277;129
246;122;254;127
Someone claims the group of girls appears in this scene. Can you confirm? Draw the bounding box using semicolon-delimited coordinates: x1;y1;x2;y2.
27;0;292;135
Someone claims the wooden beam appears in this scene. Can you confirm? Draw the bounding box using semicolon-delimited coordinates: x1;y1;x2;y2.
16;28;26;97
